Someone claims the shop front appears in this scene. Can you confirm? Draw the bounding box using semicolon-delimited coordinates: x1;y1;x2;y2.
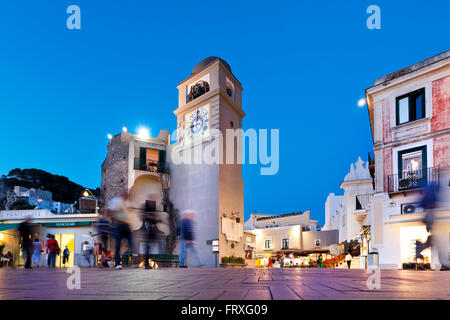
0;210;99;268
400;225;431;269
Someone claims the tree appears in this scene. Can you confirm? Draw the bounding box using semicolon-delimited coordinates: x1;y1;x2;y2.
158;170;179;255
328;243;344;257
9;200;35;210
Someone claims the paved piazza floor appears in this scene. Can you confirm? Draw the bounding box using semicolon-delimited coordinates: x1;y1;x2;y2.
0;267;449;300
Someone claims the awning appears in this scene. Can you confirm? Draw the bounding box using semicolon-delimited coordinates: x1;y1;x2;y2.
0;223;20;232
42;222;92;227
277;248;330;255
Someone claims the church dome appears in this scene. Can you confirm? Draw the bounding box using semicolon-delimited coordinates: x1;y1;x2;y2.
191;56;232;75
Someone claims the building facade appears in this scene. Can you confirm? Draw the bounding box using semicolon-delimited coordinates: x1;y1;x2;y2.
244;211;338;260
169;57;245;267
101;57;246;267
365;50;450;270
322;193;343;231
0;209;99;267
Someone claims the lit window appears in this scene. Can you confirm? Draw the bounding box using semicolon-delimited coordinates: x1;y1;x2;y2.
282;238;289;249
398;146;427;189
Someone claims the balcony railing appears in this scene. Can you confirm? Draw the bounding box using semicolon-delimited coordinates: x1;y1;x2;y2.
387;167;438;193
134;158;169;174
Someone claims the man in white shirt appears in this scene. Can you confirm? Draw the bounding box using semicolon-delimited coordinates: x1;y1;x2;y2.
345;252;352;269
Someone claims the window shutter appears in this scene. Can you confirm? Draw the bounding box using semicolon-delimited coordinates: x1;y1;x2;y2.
158;150;166;171
140;148;146;170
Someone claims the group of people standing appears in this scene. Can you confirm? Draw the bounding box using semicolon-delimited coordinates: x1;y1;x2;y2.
17;217;71;268
96;190;202;270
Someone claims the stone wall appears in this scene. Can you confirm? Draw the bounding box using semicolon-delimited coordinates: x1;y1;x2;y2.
100;134;130;210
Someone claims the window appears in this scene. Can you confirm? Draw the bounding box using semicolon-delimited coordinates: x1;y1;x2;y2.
396;88;425;125
226;82;233;98
264;238;272;250
398;146;427;189
315;239;321;247
188;80;210;102
282;238;289;249
145;200;156;212
399;146;426;174
138;148;165;172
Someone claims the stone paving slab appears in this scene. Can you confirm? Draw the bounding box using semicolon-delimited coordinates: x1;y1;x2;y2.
0;267;449;300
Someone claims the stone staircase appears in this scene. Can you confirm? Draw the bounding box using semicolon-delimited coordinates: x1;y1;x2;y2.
335;256;362;269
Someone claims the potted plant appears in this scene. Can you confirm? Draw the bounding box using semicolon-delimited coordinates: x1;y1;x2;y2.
220;256;247;268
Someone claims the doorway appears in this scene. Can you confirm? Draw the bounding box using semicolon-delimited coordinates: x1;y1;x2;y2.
55;233;75;267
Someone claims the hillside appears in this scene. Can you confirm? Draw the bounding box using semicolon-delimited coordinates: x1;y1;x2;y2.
0;168;100;205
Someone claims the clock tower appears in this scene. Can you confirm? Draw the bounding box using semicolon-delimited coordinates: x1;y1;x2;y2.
169;57;246;267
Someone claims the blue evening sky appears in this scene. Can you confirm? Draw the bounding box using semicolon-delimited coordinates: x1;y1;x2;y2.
0;1;448;225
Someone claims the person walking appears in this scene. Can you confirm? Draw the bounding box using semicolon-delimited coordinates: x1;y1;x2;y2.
46;235;60;268
142;210;162;269
32;238;42;267
62;246;70;267
318;254;323;268
179;210;202;268
17;217;33;269
93;212;113;254
108;191;134;269
345;252;352;269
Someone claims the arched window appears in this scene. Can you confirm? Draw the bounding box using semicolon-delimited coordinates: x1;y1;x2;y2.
188;80;210;102
226;82;233;98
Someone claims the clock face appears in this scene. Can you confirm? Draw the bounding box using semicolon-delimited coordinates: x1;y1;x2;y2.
185;105;209;143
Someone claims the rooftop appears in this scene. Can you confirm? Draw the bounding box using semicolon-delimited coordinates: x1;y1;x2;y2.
256;211;304;221
373;50;449;86
191;56;232;75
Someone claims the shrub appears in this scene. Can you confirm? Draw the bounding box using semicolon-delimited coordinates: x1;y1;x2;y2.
221;256;245;264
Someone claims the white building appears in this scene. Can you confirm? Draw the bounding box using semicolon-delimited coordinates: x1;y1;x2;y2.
244;211;338;264
365;51;450;270
322;193;343;231
0;209;99;267
324;51;450;270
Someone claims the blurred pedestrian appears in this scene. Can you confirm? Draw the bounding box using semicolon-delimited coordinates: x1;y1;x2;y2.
108;190;133;269
179;210;202;268
93;212;113;254
62;246;70;267
417;181;449;270
32;238;42;267
17;216;33;269
142;209;162;269
46;235;60;268
82;241;93;266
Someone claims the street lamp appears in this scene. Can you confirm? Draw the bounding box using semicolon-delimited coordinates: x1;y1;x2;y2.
83;189;96;199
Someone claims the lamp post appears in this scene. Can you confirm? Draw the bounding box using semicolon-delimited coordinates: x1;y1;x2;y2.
82;189;98;213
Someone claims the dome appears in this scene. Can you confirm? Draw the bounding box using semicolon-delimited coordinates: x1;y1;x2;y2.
191;56;232;75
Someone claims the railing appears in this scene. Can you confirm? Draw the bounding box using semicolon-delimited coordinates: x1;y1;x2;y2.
355;193;373;210
387;167;438;193
134;158;169;174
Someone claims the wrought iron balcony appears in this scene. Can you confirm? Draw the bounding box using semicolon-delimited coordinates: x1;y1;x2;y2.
387;167;438;193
